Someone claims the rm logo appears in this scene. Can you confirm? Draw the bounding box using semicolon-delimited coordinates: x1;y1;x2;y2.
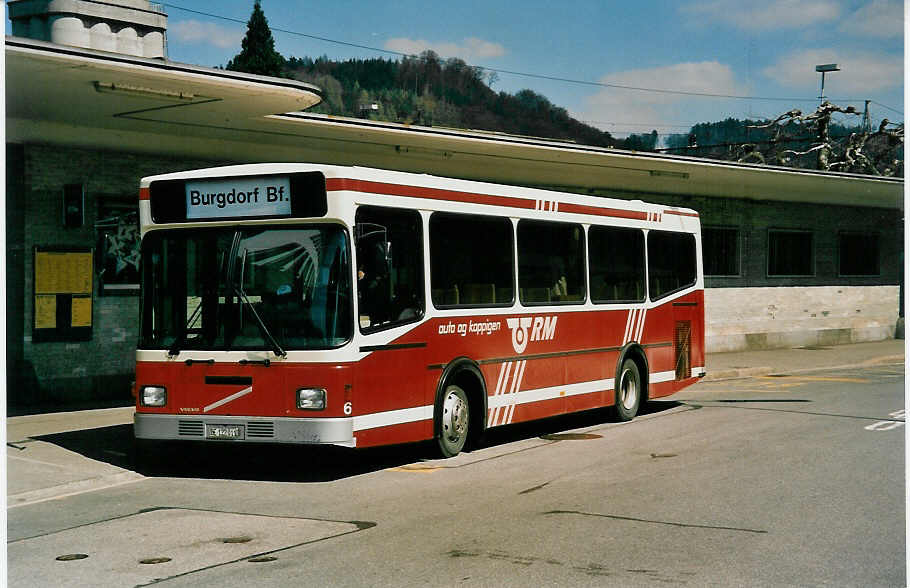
506;316;557;354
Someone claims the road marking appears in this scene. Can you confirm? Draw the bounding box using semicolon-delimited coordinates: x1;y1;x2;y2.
758;376;869;384
864;410;905;432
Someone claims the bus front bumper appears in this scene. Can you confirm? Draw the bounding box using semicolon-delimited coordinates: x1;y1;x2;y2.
134;413;356;447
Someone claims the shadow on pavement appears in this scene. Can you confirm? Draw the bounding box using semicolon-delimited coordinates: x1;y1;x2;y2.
33;400;680;483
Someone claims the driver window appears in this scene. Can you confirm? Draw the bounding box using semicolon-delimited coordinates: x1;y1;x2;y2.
355;206;424;332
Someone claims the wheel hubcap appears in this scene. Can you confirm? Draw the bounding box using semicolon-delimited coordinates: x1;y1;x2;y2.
442;390;467;443
621;370;638;410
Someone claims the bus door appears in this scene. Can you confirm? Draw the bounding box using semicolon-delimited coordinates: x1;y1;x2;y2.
353;205;427;428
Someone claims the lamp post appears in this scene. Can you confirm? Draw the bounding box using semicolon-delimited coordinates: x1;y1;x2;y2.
815;63;839;104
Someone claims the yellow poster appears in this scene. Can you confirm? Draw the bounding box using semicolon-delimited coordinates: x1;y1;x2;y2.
35;251;92;294
35;295;57;329
71;296;92;327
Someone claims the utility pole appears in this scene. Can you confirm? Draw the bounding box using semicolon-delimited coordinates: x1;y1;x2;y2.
815;63;840;104
861;100;872;134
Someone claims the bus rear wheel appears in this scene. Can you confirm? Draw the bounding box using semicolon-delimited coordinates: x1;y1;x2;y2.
614;358;642;421
436;384;470;458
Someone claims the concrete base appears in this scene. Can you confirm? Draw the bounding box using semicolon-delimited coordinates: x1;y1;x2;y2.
706;285;899;353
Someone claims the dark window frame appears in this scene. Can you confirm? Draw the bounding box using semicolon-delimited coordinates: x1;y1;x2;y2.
837;231;881;277
767;228;815;278
702;225;741;278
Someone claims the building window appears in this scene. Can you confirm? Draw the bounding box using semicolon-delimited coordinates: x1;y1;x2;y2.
768;229;813;277
839;232;880;276
96;200;139;294
702;226;739;277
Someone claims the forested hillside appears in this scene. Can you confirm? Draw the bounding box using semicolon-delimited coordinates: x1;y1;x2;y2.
284;52;631;149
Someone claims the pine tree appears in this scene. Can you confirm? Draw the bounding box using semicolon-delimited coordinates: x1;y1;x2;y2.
226;1;285;77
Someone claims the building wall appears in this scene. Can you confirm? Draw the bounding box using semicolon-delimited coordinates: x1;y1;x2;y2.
8;143;225;408
706;285;899;352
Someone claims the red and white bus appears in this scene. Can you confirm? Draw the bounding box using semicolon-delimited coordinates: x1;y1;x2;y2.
134;164;704;457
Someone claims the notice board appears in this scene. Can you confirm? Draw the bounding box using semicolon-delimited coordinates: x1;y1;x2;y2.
33;247;94;342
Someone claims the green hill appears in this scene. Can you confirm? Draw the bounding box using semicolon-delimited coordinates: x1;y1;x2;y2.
284;51;630;149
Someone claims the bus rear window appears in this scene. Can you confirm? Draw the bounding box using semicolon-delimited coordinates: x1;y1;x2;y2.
648;231;696;300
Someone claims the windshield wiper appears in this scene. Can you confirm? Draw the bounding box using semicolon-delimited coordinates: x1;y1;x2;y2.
233;284;287;358
168;300;204;357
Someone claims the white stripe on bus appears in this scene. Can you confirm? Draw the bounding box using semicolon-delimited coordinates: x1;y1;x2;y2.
501;359;527;426
203;386;253;413
352;405;434;432
353;369;677;432
635;307;647;342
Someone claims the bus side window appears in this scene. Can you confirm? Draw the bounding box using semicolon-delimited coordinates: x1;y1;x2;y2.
429;212;514;308
355;206;424;332
589;226;646;304
518;220;586;305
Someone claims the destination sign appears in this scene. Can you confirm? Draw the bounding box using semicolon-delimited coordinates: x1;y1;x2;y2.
185;176;292;220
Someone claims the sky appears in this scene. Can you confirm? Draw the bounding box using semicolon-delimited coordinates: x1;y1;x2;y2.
10;0;906;139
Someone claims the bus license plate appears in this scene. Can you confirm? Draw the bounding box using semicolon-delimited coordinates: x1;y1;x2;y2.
206;424;245;440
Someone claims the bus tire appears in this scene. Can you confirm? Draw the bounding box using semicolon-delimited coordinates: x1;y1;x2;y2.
436;384;470;458
614;358;642;421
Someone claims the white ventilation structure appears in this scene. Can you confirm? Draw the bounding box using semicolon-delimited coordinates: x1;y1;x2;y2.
8;0;168;59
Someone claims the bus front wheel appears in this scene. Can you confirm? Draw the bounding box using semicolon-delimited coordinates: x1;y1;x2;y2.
614;358;642;421
436;384;470;458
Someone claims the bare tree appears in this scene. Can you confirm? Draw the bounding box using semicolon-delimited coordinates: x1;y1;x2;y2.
740;101;903;176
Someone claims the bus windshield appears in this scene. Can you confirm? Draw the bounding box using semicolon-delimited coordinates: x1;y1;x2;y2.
139;225;352;352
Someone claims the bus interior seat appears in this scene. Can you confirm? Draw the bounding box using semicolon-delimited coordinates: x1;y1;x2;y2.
462;283;495;304
432;285;459;305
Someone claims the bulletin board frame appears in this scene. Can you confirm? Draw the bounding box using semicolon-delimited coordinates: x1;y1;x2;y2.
33;246;94;342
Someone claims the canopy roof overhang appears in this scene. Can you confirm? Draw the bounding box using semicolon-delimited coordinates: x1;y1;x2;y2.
7;36;902;209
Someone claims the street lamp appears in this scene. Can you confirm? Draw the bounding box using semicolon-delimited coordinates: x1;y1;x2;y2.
815;64;839;103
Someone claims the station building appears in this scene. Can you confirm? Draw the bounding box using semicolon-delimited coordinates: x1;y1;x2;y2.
5;1;903;411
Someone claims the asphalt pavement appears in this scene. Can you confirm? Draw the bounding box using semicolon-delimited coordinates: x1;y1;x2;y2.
5;338;905;509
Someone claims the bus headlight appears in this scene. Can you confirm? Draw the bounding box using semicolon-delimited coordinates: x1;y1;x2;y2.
141;386;167;407
296;388;326;410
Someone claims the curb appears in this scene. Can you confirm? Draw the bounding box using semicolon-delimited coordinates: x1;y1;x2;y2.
702;366;773;382
8;471;145;509
703;354;904;382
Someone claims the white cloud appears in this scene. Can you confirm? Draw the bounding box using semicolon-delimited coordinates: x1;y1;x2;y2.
762;49;904;94
384;37;506;60
169;20;243;50
839;0;904;38
682;0;840;30
576;61;748;137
